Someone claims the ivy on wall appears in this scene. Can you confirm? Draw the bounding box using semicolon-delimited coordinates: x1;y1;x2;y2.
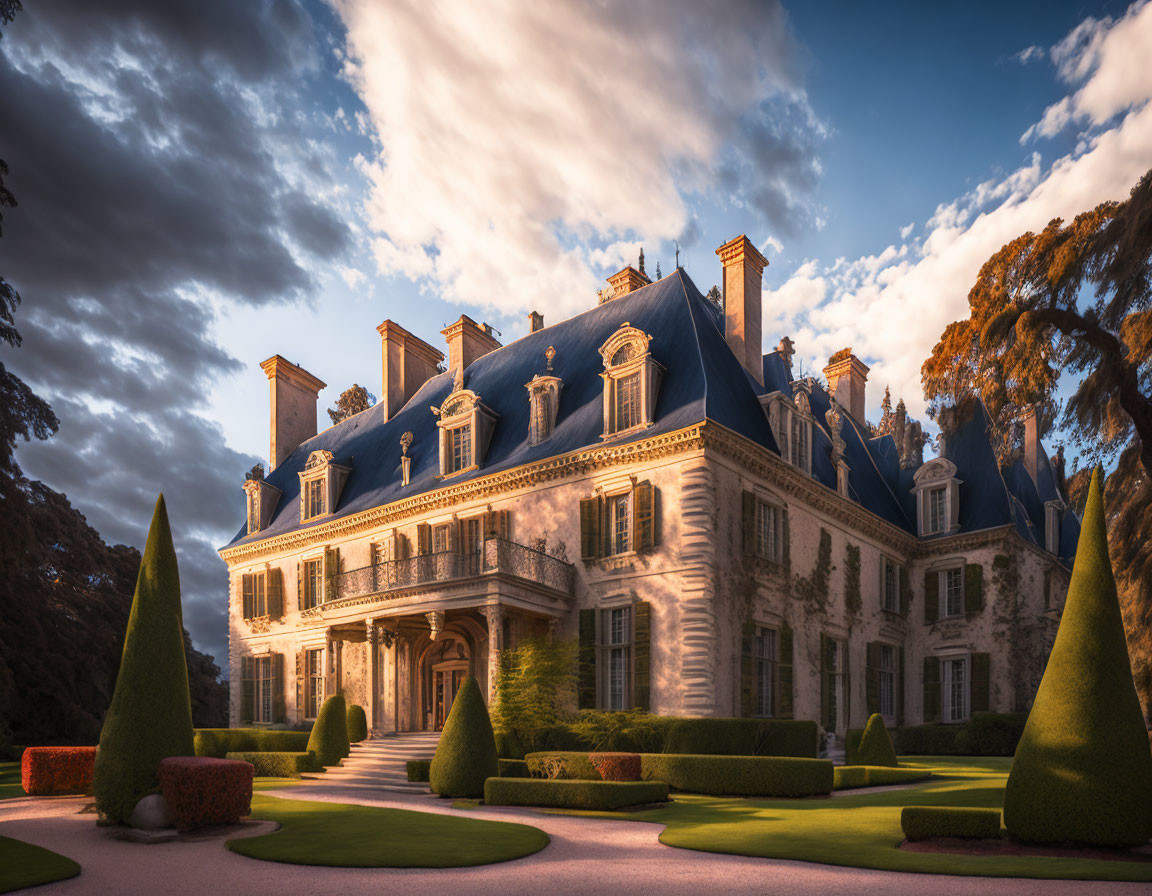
794;527;833;616
844;543;861;624
991;550;1047;712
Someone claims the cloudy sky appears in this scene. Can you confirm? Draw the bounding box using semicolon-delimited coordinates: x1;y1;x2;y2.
2;0;1149;668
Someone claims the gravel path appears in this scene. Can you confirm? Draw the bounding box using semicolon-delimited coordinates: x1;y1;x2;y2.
1;787;1148;896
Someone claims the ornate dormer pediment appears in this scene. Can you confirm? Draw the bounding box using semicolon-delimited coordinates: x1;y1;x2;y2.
598;324;653;367
298;450;351;522
598;323;663;440
913;457;958;485
305;449;334;470
434;386;497;477
912;456;961;536
794;390;811;417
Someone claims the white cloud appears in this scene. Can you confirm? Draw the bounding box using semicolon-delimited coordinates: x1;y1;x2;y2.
763;2;1152;423
1013;45;1046;65
333;0;824;318
899;221;915;240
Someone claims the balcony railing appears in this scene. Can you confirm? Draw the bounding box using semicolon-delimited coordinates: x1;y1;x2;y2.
332;537;576;603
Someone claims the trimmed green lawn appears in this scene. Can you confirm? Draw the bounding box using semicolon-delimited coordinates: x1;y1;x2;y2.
548;757;1152;881
0;763;25;800
0;836;80;893
231;793;549;867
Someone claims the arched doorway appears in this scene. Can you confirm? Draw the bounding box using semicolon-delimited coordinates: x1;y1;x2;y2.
418;634;472;730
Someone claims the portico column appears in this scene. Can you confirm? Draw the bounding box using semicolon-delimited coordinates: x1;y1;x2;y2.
484;603;503;703
365;618;378;736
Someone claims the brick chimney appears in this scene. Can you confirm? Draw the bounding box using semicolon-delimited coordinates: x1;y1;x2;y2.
823;348;869;423
716;235;767;386
528;310;544;332
376;320;444;421
604;266;651;301
441;314;501;374
1022;404;1042;488
259;355;326;471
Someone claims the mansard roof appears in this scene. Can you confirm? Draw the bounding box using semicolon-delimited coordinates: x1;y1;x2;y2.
226;267;1078;562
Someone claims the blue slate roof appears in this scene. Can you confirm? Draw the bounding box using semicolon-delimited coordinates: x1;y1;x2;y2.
226;268;1077;563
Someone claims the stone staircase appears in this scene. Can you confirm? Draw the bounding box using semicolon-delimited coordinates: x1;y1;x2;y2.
302;732;440;793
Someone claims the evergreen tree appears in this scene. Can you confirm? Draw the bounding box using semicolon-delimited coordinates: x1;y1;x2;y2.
92;495;195;824
429;675;498;798
307;694;350;766
856;713;898;767
1002;469;1152;846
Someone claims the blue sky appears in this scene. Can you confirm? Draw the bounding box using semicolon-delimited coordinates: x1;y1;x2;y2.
3;0;1150;665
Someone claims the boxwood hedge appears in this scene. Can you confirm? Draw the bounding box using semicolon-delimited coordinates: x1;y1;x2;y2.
833;765;930;790
498;758;529;778
484;777;669;810
194;729;312;758
407;759;431;783
901;806;1002;841
307;695;351;767
662;719;818;758
225;751;320;777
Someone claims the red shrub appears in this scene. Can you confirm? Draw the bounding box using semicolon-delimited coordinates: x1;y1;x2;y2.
21;747;98;796
157;756;253;829
588;752;642;782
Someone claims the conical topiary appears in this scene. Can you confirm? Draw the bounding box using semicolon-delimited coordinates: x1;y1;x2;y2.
856;713;899;767
346;703;368;743
93;494;195;824
1003;469;1152;846
429;675;498;798
307;694;350;766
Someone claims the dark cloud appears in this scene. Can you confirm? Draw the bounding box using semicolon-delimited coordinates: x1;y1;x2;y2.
1;0;350;667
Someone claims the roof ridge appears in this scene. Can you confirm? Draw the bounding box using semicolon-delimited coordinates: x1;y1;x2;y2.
675;267;713;421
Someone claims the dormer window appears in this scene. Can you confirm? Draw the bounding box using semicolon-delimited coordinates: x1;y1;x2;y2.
1044;500;1062;554
242;472;282;536
525;363;562;447
912;457;961;537
298;450;351;523
434;386;497;478
762;388;813;475
599;324;662;439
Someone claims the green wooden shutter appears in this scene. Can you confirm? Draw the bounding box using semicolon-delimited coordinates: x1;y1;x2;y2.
242;574;253;620
633;601;651;711
923;656;940;723
268;567;283;618
272;653;286;723
417;523;431;554
578;608;597;709
296;561;303;611
820;634;831;729
741;490;756;554
899;565;910;618
241;656;255;724
964;563;984;615
579;498;600;560
633;481;655;551
970;652;990;713
924;570;939;624
296;650;306;722
740;621;755;717
777;624;794;719
865;642;880;715
896;646;905;726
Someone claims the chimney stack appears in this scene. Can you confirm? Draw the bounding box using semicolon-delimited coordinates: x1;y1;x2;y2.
377;320;444;421
823;348;869;423
602;265;651;303
716;234;767;386
259;355;326;471
441;314;501;374
529;310;544;332
1022;404;1042;487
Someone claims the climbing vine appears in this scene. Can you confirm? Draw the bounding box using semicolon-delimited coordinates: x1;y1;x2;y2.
793;527;833;616
844;543;861;624
991;549;1046;710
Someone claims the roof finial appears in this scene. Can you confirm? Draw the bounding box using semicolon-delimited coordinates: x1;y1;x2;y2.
545;345;555;373
674;240;680;268
638;247;646;276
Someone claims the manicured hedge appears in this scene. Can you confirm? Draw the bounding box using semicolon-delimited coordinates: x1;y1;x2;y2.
157;756;253;829
663;719;819;758
891;713;1028;756
589;753;641;781
429;676;499;798
194;729;312;759
407;760;431;783
225;751;320;778
484;777;669;810
21;747;97;796
307;695;351;767
855;714;898;767
833;766;931;790
346;705;368;744
525;752;597;780
498;758;529;778
901;806;1002;841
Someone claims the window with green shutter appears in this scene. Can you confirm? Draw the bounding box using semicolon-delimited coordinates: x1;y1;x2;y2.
964;563;984;615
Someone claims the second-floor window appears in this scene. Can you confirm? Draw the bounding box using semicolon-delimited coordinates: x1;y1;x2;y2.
609;493;632;555
433;523;451;554
756;500;782;562
242;573;266;618
882;557;899;612
302;558;323;609
942;567;964;618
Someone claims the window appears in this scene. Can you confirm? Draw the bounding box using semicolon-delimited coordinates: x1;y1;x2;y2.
882;557;899;612
942;656;969;722
751;626;778;717
462;517;481;554
926;486;947;534
599;324;662;440
580;482;655;561
531;390;551;441
790;411;810;472
941;567;964;618
526;373;562;446
822;635;847;732
305;478;325;519
755;500;782;563
611;372;642;434
608;493;632;556
247;498;259;535
255;656;273;724
242;573;267;618
305;648;324;718
1045;501;1061;554
599;606;633;710
878;644;895;720
302;558;323;609
447;424;473;474
432;524;450;554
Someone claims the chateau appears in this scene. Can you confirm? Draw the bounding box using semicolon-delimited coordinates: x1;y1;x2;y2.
219;235;1078;740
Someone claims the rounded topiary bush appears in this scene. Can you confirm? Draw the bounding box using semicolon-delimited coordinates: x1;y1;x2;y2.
93;495;195;824
1003;470;1152;847
429;675;499;798
307;694;350;767
347;704;368;744
856;713;899;767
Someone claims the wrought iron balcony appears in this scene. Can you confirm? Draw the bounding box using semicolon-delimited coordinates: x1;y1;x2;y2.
332;537;576;602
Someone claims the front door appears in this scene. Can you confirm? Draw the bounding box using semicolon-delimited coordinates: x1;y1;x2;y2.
432;661;468;729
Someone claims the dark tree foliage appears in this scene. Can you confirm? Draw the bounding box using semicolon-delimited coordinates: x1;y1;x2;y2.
327;383;373;424
0;158;226;749
706;285;722;311
0;1;22;32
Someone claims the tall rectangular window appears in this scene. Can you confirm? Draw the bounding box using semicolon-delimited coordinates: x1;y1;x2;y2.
612;372;642;433
462;517;481;553
790;413;810;472
242;573;267;618
255;656;272;724
882;558;899;612
608;493;632;555
926;486;947;534
432;524;450;554
599;606;632;710
247;497;259;533
752;625;777;717
530;390;552;443
305;648;324;718
447;424;472;474
878;644;896;719
302;558;323;609
755;501;781;562
825;637;847;732
305;478;325;519
942;567;964;617
943;657;969;722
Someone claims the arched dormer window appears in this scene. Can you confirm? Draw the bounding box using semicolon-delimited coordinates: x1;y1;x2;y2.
912;457;961;536
433;387;497;477
761;385;813;475
598;323;663;439
242;474;282;535
298;449;351;523
525;374;562;446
